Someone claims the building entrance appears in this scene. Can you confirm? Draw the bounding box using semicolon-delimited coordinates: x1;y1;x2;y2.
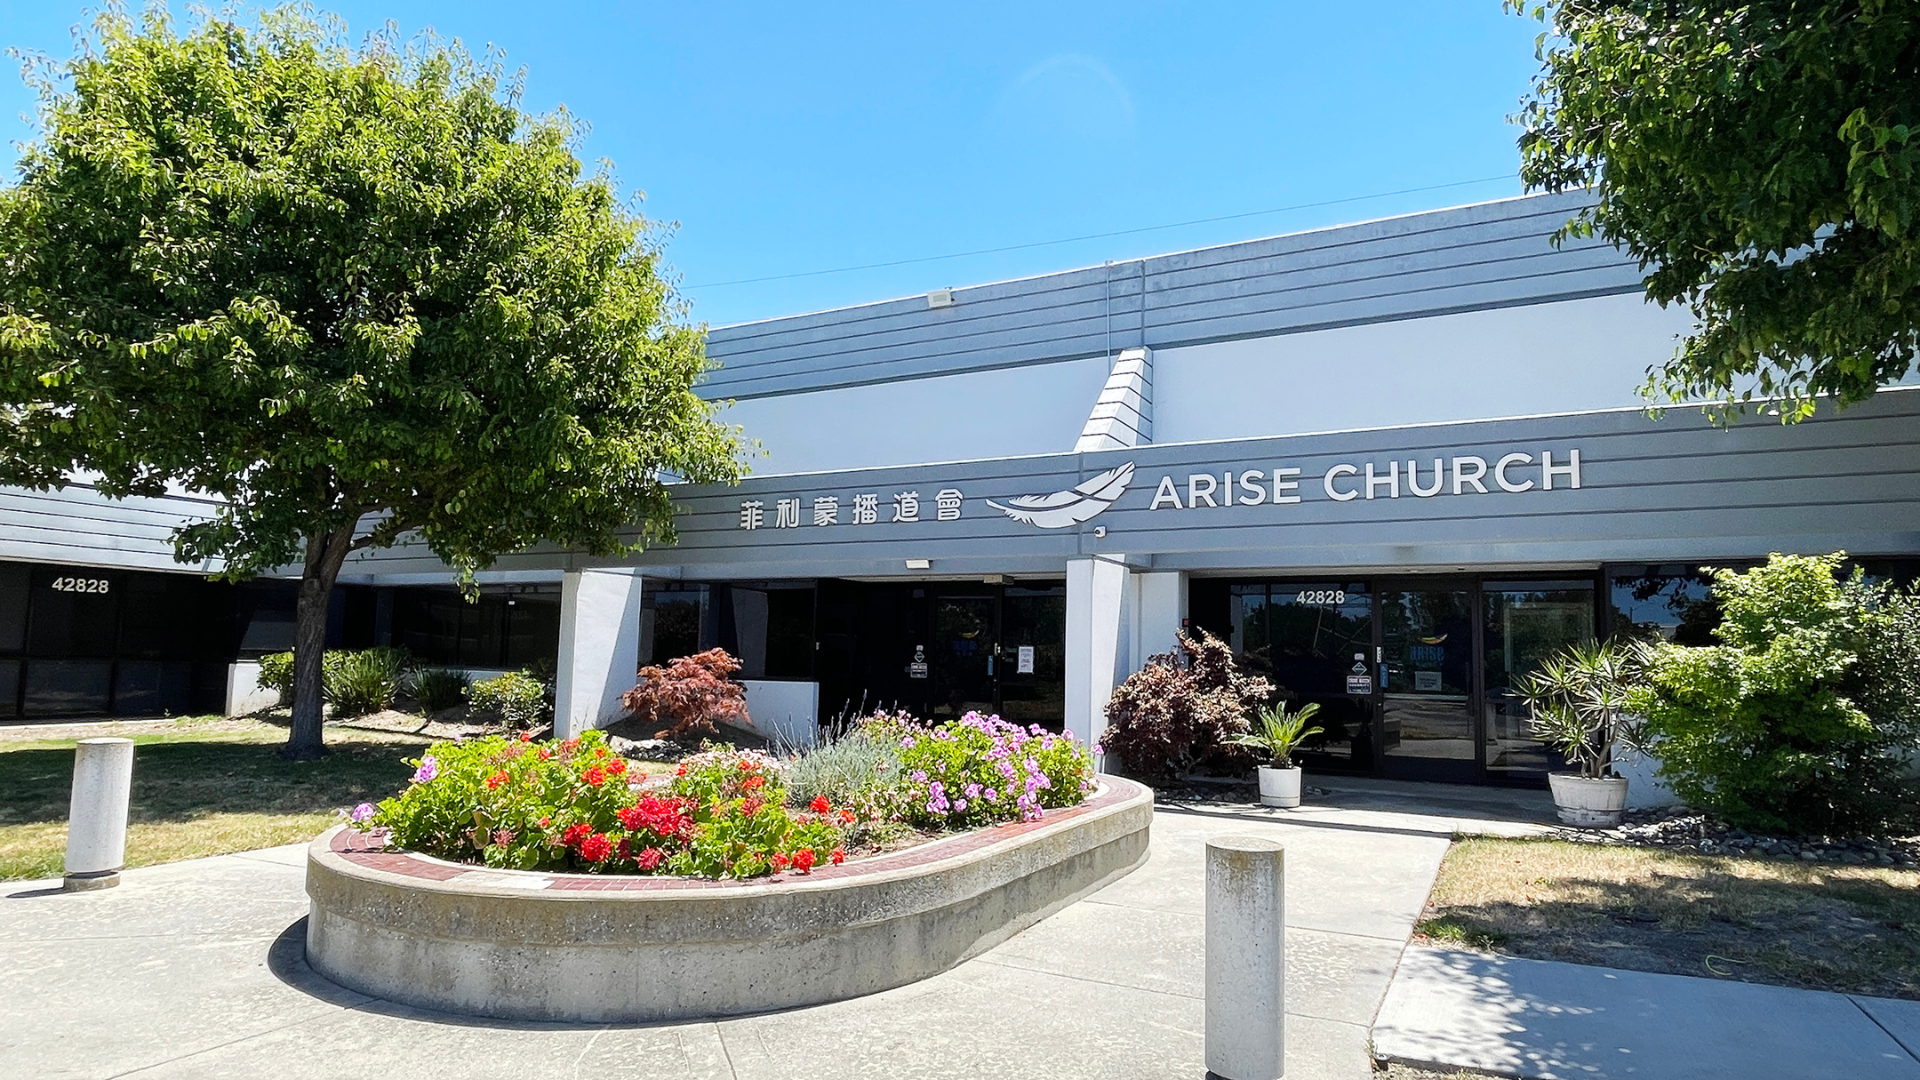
815;580;1067;729
1196;573;1601;785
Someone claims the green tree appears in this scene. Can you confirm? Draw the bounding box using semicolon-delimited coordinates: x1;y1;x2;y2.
0;8;743;758
1513;1;1920;421
1629;553;1911;833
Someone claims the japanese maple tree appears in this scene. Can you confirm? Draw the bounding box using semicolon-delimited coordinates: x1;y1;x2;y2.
0;9;743;758
621;649;751;741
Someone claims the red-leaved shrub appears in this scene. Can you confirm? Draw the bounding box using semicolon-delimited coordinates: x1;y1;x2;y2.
620;648;750;741
1102;629;1272;780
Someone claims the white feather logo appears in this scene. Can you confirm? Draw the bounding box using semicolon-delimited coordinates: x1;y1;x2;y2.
986;463;1135;529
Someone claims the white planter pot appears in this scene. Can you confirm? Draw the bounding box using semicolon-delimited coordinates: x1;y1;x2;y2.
1257;765;1302;808
1548;773;1629;827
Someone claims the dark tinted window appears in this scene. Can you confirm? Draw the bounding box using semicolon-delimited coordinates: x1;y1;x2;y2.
1609;566;1722;645
0;563;27;654
27;567;121;658
644;588;706;665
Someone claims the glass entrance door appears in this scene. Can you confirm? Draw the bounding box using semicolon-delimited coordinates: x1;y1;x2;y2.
1482;580;1597;779
929;594;996;721
1378;587;1478;781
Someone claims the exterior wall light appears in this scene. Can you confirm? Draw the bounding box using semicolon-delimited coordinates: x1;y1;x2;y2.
926;288;954;309
905;558;932;570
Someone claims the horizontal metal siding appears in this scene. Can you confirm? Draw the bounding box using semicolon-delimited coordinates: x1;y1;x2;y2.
703;192;1639;400
593;388;1920;579
0;486;223;573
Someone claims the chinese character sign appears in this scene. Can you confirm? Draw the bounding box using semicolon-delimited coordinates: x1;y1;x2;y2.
936;488;963;520
812;496;839;526
892;491;919;523
774;498;801;529
853;493;879;524
739;501;764;530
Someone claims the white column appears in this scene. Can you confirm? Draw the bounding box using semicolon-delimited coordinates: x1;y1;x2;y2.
65;737;134;891
1130;569;1188;669
1065;556;1131;751
554;567;645;740
1206;835;1286;1080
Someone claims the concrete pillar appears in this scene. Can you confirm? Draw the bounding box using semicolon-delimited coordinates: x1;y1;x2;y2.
1131;569;1187;669
1065;556;1130;752
554;567;645;740
1206;835;1286;1080
65;738;135;891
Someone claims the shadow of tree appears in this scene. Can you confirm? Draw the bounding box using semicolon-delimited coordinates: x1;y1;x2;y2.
1430;856;1920;1000
0;736;426;827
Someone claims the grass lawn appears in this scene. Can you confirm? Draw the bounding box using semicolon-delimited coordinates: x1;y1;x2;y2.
1417;836;1920;1000
0;718;430;882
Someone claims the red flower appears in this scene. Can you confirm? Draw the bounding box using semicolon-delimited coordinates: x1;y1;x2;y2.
561;737;581;753
741;797;764;818
737;759;756;772
809;796;831;814
560;823;593;848
594;746;608;759
830;847;846;865
519;731;533;743
838;809;857;824
742;774;765;791
583;766;607;787
485;771;508;789
616;838;633;861
792;848;816;873
539;816;551;827
635;846;665;871
675;764;687;777
607;759;627;777
538;749;552;760
617;806;644;830
579;833;613;862
769;852;789;871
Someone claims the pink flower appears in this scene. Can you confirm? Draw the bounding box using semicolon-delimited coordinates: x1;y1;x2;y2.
349;802;376;823
411;756;438;783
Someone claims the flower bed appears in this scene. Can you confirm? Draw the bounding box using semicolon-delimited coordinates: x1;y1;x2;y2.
305;771;1153;1021
356;713;1098;881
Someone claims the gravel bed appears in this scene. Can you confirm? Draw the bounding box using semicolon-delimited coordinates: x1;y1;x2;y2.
1554;805;1920;868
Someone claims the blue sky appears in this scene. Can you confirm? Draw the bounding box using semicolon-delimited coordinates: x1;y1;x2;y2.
0;2;1545;328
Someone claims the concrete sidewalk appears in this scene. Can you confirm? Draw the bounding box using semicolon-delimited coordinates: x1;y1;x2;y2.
0;799;1479;1080
1374;945;1920;1080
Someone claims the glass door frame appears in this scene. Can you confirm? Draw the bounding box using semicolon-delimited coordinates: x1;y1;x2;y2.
1364;571;1605;787
1371;575;1482;784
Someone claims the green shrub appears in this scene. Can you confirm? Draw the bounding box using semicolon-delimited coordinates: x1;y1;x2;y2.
256;651;295;701
781;720;911;844
256;647;409;714
471;670;552;730
1631;553;1917;834
326;648;406;717
410;667;469;712
365;732;844;878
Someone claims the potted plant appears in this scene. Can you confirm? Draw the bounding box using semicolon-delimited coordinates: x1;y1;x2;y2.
1519;639;1648;827
1228;701;1323;808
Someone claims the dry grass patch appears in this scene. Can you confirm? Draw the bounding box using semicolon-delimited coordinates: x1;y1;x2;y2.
0;718;431;881
1416;836;1920;1000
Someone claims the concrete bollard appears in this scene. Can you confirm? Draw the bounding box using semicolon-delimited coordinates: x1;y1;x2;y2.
1206;835;1285;1080
64;737;135;892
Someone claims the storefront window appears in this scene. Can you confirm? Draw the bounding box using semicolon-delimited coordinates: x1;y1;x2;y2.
1608;565;1725;645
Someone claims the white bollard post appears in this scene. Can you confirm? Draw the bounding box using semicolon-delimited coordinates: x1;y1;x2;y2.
1206;835;1285;1080
64;737;135;892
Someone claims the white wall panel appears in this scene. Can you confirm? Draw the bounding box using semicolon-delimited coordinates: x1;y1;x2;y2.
1152;293;1697;443
719;356;1109;475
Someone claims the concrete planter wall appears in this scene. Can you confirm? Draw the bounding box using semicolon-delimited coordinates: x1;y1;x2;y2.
305;776;1152;1022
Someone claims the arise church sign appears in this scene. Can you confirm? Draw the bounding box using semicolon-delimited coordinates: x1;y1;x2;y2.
735;448;1583;535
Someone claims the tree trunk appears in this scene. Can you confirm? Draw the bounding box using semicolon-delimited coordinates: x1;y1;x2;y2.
281;524;360;761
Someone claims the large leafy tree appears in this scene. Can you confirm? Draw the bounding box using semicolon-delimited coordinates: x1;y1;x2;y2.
0;8;743;758
1513;1;1920;420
